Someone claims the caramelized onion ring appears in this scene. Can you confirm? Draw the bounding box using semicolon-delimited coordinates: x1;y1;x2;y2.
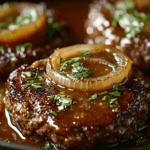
46;44;132;91
0;3;48;45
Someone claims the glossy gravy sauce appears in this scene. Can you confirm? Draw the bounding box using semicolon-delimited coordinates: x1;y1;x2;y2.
0;0;150;149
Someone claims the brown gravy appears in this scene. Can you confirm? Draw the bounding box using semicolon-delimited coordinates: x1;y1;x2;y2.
0;0;150;149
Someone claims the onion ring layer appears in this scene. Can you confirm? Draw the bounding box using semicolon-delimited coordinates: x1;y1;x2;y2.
46;44;132;91
0;2;48;45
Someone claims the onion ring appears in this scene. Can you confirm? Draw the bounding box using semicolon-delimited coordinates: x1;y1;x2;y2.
0;2;48;45
46;44;132;91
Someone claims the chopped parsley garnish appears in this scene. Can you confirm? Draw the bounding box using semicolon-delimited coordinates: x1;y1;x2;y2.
88;90;121;112
50;111;57;116
35;72;44;81
109;0;150;39
28;80;36;84
22;80;35;89
0;6;39;32
46;88;49;91
0;22;7;32
2;2;17;9
0;46;4;51
107;4;114;10
121;77;127;83
113;83;119;91
22;72;44;89
8;8;39;30
32;83;41;88
87;91;108;101
22;83;32;89
41;105;46;108
79;50;91;58
16;43;32;51
136;139;147;146
48;94;72;112
113;107;118;112
44;142;51;149
109;98;118;104
69;65;91;80
57;51;91;80
87;93;97;101
21;71;33;78
4;139;10;143
109;64;117;72
117;0;134;10
109;91;121;97
47;18;62;38
102;95;110;101
98;91;108;95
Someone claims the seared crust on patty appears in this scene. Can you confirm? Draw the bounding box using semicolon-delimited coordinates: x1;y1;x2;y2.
5;58;149;149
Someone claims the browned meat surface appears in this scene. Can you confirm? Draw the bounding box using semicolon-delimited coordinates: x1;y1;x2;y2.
84;0;150;71
85;0;121;45
4;58;148;149
123;34;150;71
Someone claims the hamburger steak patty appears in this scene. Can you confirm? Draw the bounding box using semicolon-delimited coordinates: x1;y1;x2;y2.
85;0;150;71
0;3;75;79
0;25;75;79
5;59;149;149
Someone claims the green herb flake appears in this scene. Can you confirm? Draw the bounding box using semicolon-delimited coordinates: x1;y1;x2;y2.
2;2;17;9
28;80;35;84
50;111;57;116
35;72;44;81
22;83;31;89
109;98;117;104
41;105;46;108
46;88;49;91
48;95;55;99
48;94;72;112
109;91;121;97
117;0;134;10
98;91;108;95
47;18;62;38
114;107;118;112
125;0;135;10
121;77;127;83
110;105;117;108
8;8;39;30
21;71;33;78
136;139;147;146
107;4;114;10
22;80;35;89
102;95;110;101
57;55;91;80
79;50;91;57
0;46;4;50
109;64;117;72
4;139;10;143
112;0;150;39
44;141;51;149
87;93;98;101
32;83;41;88
113;83;119;91
70;65;91;80
16;43;32;51
60;57;63;64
